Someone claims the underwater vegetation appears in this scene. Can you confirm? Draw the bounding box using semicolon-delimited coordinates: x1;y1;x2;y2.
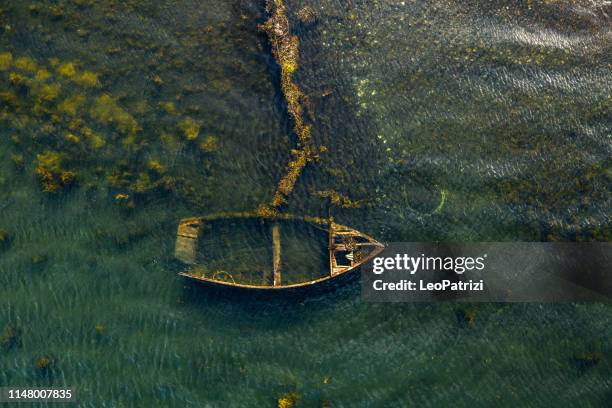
277;391;299;408
0;51;219;206
1;0;362;221
571;351;604;371
0;1;609;406
296;7;317;26
496;156;612;241
259;0;327;212
315;190;362;209
35;151;75;193
455;307;477;328
35;354;55;379
0;228;12;250
0;325;22;352
178;117;201;141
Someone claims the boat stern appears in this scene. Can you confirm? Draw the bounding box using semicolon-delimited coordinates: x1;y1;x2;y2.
175;218;202;265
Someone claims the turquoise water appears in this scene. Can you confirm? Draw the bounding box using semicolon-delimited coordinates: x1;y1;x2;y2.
1;0;611;406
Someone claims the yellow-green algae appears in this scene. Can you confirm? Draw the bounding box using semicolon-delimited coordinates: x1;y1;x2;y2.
0;325;21;351
74;71;100;87
35;151;76;193
178;117;200;141
199;135;218;153
0;52;13;71
0;51;218;203
277;392;299;408
14;56;38;72
259;0;326;212
160;101;177;115
57;94;87;116
89;94;140;137
35;68;51;81
57;62;77;78
315;190;362;209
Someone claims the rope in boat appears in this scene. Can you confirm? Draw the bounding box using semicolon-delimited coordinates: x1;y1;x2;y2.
212;270;236;284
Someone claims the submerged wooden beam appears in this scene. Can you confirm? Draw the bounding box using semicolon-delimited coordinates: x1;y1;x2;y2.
328;222;335;276
272;223;282;286
175;219;202;264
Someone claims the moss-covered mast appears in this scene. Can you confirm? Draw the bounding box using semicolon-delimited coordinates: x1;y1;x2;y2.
257;0;325;216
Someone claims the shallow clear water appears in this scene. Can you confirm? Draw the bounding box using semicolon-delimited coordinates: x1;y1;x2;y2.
194;219;329;285
0;0;610;406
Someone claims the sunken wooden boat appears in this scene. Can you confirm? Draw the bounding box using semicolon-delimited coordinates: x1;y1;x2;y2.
175;212;384;289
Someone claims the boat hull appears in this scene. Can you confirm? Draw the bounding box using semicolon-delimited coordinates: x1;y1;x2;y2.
175;212;384;290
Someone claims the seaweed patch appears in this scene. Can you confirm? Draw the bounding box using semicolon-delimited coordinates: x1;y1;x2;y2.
259;0;326;212
0;52;218;205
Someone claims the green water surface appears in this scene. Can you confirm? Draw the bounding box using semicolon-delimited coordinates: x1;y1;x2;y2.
0;0;610;406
